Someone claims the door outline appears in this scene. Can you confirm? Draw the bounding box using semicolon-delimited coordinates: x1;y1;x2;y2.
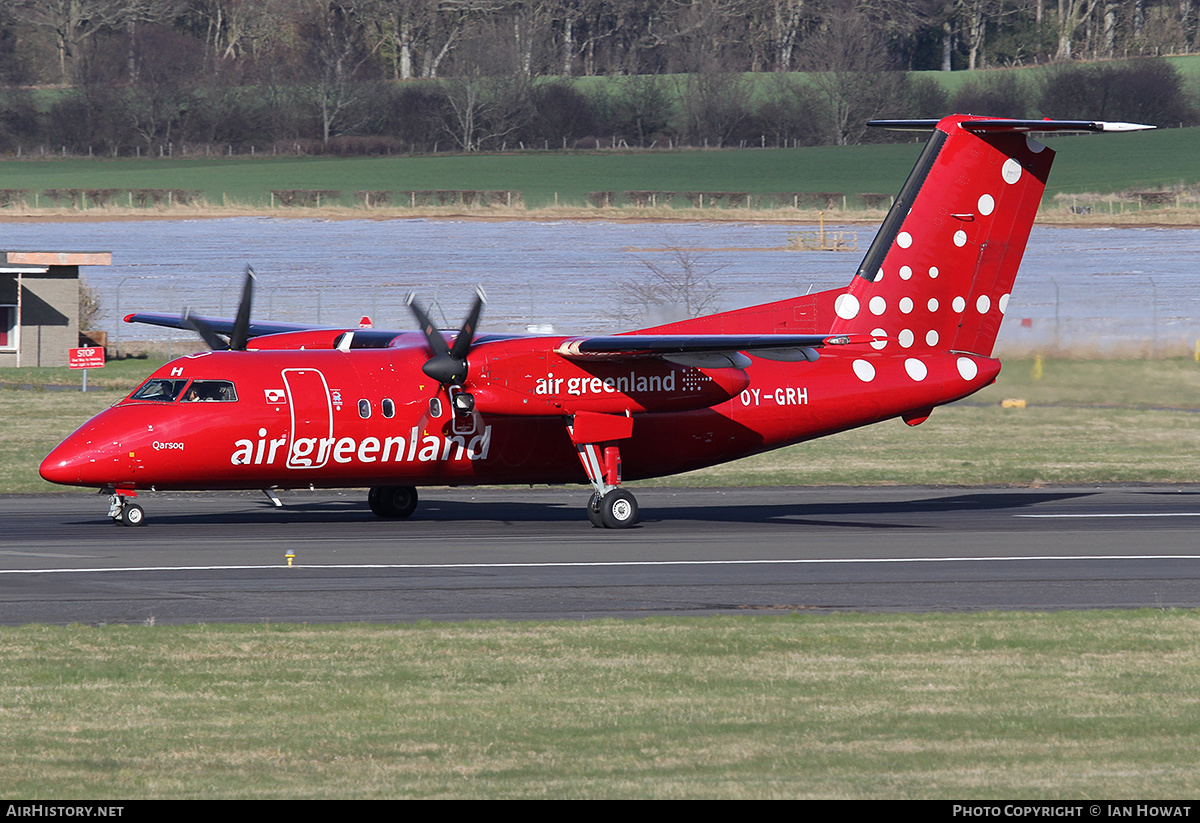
283;368;333;469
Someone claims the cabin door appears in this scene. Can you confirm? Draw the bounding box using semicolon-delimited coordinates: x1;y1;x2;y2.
282;368;333;469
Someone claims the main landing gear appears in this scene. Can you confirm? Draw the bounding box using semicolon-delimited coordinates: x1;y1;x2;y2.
576;441;639;529
107;492;145;527
368;485;419;518
587;488;639;529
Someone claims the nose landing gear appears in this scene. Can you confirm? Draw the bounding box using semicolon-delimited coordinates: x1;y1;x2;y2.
107;492;145;527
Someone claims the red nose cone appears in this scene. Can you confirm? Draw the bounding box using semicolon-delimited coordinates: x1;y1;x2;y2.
40;437;87;486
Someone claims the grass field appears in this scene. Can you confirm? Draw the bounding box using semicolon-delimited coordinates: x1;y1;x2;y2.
0;124;1193;215
3;612;1200;799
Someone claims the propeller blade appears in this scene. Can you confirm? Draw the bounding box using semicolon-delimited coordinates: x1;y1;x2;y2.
408;288;485;387
180;267;258;352
449;286;487;360
406;292;450;357
228;266;256;351
183;308;229;351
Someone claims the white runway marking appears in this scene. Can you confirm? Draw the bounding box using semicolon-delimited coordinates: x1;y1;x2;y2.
1017;513;1200;518
4;555;1200;576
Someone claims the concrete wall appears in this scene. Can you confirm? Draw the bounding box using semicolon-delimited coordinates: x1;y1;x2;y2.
9;268;78;367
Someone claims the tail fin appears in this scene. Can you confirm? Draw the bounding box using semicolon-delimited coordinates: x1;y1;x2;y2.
829;115;1149;357
640;115;1150;344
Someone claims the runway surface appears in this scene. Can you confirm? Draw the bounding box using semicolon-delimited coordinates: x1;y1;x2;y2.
3;485;1200;625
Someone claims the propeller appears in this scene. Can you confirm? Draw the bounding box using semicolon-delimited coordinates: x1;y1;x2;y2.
407;286;487;389
184;266;256;351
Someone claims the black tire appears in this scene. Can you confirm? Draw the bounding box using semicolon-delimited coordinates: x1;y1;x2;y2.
367;486;385;516
600;489;638;529
120;503;146;527
586;492;604;528
369;485;418;518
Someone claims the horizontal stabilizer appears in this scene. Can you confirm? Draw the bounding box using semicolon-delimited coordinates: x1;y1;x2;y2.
868;118;1155;134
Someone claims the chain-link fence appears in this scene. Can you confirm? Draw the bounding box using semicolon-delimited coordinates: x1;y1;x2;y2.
6;220;1195;359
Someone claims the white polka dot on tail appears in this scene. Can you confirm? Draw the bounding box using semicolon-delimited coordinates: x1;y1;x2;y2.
905;359;928;381
835;293;860;319
957;357;979;380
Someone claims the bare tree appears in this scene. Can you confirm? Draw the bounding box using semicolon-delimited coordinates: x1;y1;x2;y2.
369;0;506;79
15;0;125;83
79;276;101;332
625;246;723;326
363;0;445;79
676;69;753;146
766;0;810;70
611;73;673;145
439;17;533;150
1055;0;1098;59
125;23;203;149
302;0;381;143
118;0;188;82
798;2;905;145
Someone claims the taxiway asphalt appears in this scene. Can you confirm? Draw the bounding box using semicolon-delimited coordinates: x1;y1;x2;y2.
3;485;1200;625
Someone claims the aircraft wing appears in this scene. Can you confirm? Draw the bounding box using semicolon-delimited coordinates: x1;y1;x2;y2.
554;333;864;366
124;311;322;339
126;309;873;365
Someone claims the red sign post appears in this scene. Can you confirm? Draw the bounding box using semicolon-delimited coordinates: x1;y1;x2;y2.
68;346;106;392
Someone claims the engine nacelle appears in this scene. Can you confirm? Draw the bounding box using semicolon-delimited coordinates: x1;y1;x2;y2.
472;350;750;415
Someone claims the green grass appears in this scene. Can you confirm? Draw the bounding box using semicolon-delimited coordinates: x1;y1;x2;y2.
0;125;1193;211
0;357;167;390
0;361;160;492
3;612;1200;798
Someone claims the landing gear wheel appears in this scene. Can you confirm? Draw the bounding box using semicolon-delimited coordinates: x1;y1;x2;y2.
367;486;385;516
120;503;145;527
368;485;418;518
586;492;604;528
599;489;638;529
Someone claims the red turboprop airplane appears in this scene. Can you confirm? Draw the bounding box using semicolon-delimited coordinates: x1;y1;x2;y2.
41;114;1151;527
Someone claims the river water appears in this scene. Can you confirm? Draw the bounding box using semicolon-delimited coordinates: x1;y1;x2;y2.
3;217;1196;356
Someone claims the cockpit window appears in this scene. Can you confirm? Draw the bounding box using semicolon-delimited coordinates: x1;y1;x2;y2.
129;378;189;403
182;380;238;402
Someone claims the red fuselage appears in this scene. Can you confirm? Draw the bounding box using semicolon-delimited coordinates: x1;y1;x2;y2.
40;335;999;492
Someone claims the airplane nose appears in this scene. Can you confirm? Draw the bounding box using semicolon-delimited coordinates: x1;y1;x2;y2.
40;438;86;486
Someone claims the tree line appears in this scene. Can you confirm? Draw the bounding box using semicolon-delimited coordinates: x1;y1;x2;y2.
0;1;1197;155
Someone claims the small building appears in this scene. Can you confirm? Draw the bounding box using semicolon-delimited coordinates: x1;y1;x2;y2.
0;251;112;367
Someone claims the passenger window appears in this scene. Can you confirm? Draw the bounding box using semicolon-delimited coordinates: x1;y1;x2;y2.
358;399;371;419
181;380;238;402
382;398;395;418
429;397;442;418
